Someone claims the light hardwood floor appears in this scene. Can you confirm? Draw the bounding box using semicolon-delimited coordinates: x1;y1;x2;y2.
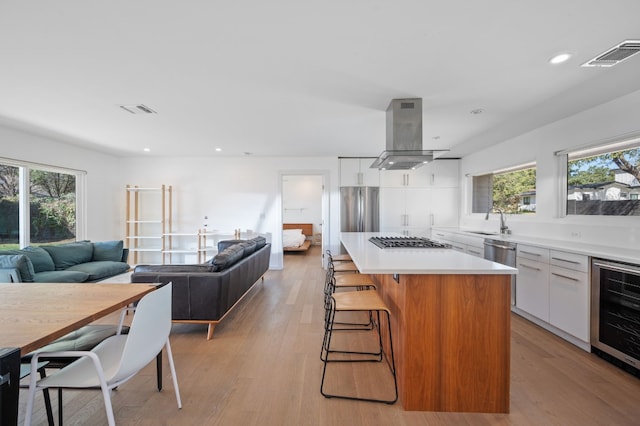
20;245;640;425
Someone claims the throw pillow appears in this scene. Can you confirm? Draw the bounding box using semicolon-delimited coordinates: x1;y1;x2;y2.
211;244;245;272
42;241;94;270
20;247;55;273
92;240;124;262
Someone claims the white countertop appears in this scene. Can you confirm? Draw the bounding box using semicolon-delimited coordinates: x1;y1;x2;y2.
436;227;640;265
340;232;517;275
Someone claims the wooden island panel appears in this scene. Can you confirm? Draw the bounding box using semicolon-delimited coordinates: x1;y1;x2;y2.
372;273;511;413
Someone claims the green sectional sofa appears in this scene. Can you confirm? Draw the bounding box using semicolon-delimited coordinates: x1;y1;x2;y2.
0;240;129;283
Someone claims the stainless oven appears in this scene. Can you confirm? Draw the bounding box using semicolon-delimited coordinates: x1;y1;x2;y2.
591;258;640;372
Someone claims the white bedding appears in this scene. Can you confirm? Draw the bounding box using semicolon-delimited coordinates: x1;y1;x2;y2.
283;229;307;248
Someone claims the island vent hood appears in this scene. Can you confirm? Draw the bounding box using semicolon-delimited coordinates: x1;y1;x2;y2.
370;98;448;170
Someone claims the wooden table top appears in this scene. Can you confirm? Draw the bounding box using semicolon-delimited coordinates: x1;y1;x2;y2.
0;283;156;354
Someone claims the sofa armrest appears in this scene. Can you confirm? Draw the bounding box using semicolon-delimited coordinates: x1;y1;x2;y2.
0;267;21;283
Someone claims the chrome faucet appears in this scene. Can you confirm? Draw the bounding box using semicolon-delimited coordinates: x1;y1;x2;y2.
485;208;509;234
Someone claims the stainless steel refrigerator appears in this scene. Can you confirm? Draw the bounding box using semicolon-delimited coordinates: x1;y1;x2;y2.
340;187;380;232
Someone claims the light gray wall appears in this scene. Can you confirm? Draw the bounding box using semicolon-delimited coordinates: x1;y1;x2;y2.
0;125;121;242
460;88;640;249
282;175;323;235
118;156;340;269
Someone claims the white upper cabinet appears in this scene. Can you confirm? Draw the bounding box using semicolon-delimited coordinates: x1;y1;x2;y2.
380;159;460;188
380;168;431;187
339;158;380;187
423;159;460;188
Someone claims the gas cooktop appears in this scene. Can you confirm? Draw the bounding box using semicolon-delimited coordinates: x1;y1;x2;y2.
369;236;451;249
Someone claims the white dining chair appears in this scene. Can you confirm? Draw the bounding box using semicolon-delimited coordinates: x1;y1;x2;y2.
24;282;182;426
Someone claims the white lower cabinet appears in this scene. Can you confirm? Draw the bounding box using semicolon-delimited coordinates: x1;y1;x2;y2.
549;250;590;342
515;244;590;348
516;257;550;322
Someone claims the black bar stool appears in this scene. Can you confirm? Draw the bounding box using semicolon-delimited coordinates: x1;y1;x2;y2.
320;290;398;404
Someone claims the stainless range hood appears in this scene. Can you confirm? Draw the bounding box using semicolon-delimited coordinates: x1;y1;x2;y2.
370;98;448;170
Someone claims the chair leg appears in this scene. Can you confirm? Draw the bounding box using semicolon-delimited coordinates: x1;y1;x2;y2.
100;383;116;426
321;307;397;404
36;368;55;426
156;352;163;391
58;389;63;426
165;339;182;409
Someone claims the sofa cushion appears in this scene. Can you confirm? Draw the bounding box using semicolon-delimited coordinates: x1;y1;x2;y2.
211;244;245;272
67;261;130;281
250;236;267;250
239;240;257;256
92;240;124;262
5;247;55;272
42;241;94;270
0;254;35;282
33;270;90;283
217;239;244;252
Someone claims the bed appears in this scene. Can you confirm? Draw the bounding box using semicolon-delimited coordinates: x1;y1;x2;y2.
283;223;313;252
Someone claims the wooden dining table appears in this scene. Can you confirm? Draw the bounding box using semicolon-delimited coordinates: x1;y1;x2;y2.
0;282;157;425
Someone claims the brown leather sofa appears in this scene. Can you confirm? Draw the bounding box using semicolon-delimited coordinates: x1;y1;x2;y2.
131;236;271;339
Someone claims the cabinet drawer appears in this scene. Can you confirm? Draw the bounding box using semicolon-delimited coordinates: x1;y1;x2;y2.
431;230;455;241
550;250;589;273
465;246;484;258
456;234;484;248
517;244;549;263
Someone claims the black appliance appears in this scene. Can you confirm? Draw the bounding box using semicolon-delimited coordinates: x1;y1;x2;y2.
369;236;451;249
591;258;640;375
0;347;20;425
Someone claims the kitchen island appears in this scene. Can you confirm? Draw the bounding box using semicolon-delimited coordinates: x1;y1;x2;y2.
340;232;517;413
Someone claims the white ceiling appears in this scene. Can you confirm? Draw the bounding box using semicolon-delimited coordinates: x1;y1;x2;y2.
1;1;640;159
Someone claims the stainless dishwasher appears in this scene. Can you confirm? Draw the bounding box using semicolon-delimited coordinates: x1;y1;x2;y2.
484;238;517;305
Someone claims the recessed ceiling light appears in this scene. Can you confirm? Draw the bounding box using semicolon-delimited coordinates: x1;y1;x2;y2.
215;148;222;152
143;148;151;152
549;53;572;64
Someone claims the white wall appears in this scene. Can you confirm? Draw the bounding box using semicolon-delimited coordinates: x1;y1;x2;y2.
282;175;323;236
460;88;640;250
118;156;340;269
0;125;121;241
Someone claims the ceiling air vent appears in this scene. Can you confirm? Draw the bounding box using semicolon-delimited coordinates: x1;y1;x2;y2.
582;40;640;67
119;104;157;114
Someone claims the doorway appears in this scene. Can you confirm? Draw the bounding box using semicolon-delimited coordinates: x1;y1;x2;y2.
280;172;328;267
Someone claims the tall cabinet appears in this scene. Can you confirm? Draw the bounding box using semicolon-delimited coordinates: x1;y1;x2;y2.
125;184;172;265
379;159;459;236
339;157;379;187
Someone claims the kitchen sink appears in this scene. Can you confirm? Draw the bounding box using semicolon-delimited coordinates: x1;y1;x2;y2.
466;231;499;235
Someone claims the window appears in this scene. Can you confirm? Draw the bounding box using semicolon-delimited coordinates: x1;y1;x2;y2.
564;136;640;216
0;164;20;250
472;163;537;214
0;158;84;248
29;170;77;244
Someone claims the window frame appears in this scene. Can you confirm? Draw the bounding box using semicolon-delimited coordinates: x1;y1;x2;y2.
469;161;537;216
0;157;86;248
556;133;640;218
